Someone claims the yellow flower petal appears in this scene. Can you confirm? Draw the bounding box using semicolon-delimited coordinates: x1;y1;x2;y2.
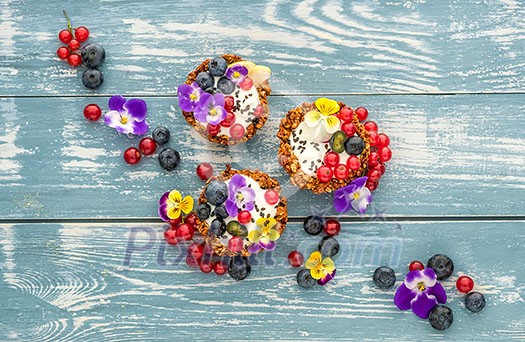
266;228;280;241
315;98;340;115
168;190;182;204
305;251;322;270
259;236;270;245
304;110;322;128
167;206;181;219
310;266;323;280
248;229;262;243
249;65;271;87
322;257;336;273
324;115;341;134
179;195;194;214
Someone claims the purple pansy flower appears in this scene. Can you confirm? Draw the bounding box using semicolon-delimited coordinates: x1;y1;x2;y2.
394;268;447;319
225;174;256;217
333;176;372;214
104;95;149;135
225;64;248;84
193;92;227;125
178;82;204;112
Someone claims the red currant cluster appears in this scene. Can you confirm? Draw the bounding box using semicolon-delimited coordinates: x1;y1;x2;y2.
56;12;89;67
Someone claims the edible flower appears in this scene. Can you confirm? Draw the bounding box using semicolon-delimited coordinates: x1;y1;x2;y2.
247;217;281;253
304;98;341;141
178;82;204;112
104;95;149;135
333;176;372;214
158;190;194;222
305;251;336;285
193;92;227;125
225;64;248;84
229;61;271;87
225;174;256;216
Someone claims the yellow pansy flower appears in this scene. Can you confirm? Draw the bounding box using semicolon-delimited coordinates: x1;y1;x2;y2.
159;190;193;220
305;251;336;284
247;217;281;253
304;98;341;141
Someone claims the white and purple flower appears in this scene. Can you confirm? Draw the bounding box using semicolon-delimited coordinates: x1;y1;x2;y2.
225;64;248;84
193;92;227;125
333;176;372;214
104;95;149;135
178;82;204;112
394;268;447;319
225;174;256;217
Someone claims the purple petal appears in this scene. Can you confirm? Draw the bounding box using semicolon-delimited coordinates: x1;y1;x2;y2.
158;203;169;222
213;93;225;107
394;283;416;311
259;240;276;251
229;174;247;190
428;282;447;304
179;97;195;112
206;106;226;125
404;270;423;289
248;243;262;254
244;201;254;212
240;187;256;203
225;199;238;217
177;83;193;97
131;120;149;135
159;191;170;205
352;176;368;189
351;196;370;215
333;194;350;213
104;111;133;134
108;95;126;112
124;99;147;121
193;107;208;123
318;269;336;286
411;292;437;319
197;92;213;109
423;267;437;281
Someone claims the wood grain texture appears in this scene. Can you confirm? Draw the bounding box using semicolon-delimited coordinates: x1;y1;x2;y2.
0;221;524;341
1;94;524;219
0;0;524;96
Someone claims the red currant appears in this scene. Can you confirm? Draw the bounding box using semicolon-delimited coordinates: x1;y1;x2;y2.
123;147;141;165
238;210;252;224
316;165;333;183
378;133;390;148
355;107;368;121
287;251;304;268
164;228;178;245
186;256;200;268
379;147;392;162
220;111;236;128
74;26;89;42
239;77;253;90
67;53;82;67
334;164;349;180
68;39;80;51
324;219;341;236
364;121;378;132
224;96;235;111
138;137;156;156
83;104;101;121
323;151;340;168
341;122;356;136
184;213;198;227
196;162;213;181
456;275;474;293
368;151;380;167
58;29;73;44
207;124;220;136
368;169;381;183
347;155;361;171
375;163;386;175
254;105;264;117
199;258;214;273
169;217;182;229
409;260;425;271
202;243;214;256
338;106;354;122
264;189;279;205
228;236;244;253
230;124;245;140
56;46;70;60
368;131;380;147
176;223;194;241
366;180;378;191
187;242;204;259
213;261;228;275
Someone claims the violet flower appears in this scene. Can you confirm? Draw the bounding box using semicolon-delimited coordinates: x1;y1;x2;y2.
178;82;204;112
225;174;256;217
225;64;248;84
193;92;227;125
333;176;372;214
394;268;447;319
104;95;148;135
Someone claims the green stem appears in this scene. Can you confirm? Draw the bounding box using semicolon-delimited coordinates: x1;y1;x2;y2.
63;10;73;32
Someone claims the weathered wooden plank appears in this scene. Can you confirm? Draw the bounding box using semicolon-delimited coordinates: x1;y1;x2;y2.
0;0;524;96
0;221;523;340
1;94;524;219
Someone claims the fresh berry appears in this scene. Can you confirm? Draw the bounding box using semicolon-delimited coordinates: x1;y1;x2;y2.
163;228;177;245
341;122;356;136
323;151;340;168
83;104;102;121
288;251;304;267
187;242;204;259
68;39;80;51
253;105;264;117
264;189;280;205
58;29;73;44
366;180;378;191
220;111;236;127
196;72;214;90
207;124;221;136
456;275;474;293
208;57;228;77
213;261;229;275
228;255;251;281
297;268;316;288
230;124;245;140
199;258;214;273
239;77;253;91
81;43;106;68
169;217;182;229
184;213;198;227
376;163;386;175
158;148;180;171
237;210;251;224
355;107;368;121
226;220;248;238
204;180;228;206
196;203;211;220
228;236;244;253
373;266;396;289
176;223;194;241
344;136;365;155
224;96;235;111
186;255;200;268
324;219;341;236
334;164;349;180
330;131;346;153
67;53;82;67
428;305;453;331
74;26;89;42
364;121;378;132
152;126;170;145
208;218;226;237
212;204;229;220
303;216;324;235
378;133;390;148
56;46;70;60
368;151;381;167
82;68;104;89
318;236;340;257
123;147;141;165
368;169;381;183
465;292;486;313
368;131;380;147
338;106;354;122
138;137;156;156
379;147;392;162
347;155;361;171
409;260;425;271
316;165;333;183
196;162;213;181
427;254;454;280
217;77;236;94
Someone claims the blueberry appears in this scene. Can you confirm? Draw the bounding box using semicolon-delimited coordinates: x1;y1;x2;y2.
212;204;229;219
204;181;228;206
344;136;365;155
373;266;396;289
82;68;104;89
428;305;453;331
158;147;180;171
427;254;454;280
465;292;486;313
217;77;235;94
205;87;220;95
196;72;214;90
208;57;228;77
152;126;170;145
226;220;248;238
196;203;211;220
228;255;251;281
297;268;316;288
303;215;324;235
81;43;106;68
208;218;226;237
318;236;340;257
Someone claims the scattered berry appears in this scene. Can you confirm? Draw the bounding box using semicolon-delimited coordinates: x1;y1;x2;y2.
364;121;378;132
297;268;316;288
334;164;349;180
428;305;453;331
207;123;221;136
379;147;392;162
409;260;425;271
158;147;180;171
344;136;365;155
323;151;340;168
220;111;236;128
456;275;474;293
123;147;141;165
187;242;204;259
209;218;226;237
237;210;252;224
347;155;361;171
74;26;89;42
228;236;244;253
82;68;104;89
368;169;381;183
368;131;380;147
217;77;236;94
338;106;354;122
288;251;304;268
163;228;177;245
318;236;340;257
199;258;214;273
68;39;80;51
324;219;341;236
56;46;70;60
373;266;396;289
264;189;279;205
228;255;251;281
67;53;82;67
138;137;156;156
83;104;102;121
224;96;235;111
196;203;211;220
230;123;245;140
58;29;73;44
196;162;213;181
378;133;390;148
204;180;228;206
465;292;486;313
376;162;386;175
81;43;106;68
176;223;194;241
195;72;214;90
368;151;381;167
355;107;368;121
303;216;324;235
341;121;356;136
239;77;253;91
316;165;333;183
366;180;378;191
208;57;228;77
152;126;170;145
427;254;454;280
213;261;229;275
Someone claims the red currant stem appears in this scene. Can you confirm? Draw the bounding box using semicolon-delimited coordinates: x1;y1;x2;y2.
63;10;73;32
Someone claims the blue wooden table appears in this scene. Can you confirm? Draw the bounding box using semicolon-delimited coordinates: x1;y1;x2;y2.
1;0;524;340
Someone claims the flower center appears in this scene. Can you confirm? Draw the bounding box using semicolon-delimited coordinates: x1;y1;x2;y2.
236;192;244;202
209;108;217;116
233;71;241;78
417;281;426;291
120;116;128;124
190;93;197;101
353;192;360;200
